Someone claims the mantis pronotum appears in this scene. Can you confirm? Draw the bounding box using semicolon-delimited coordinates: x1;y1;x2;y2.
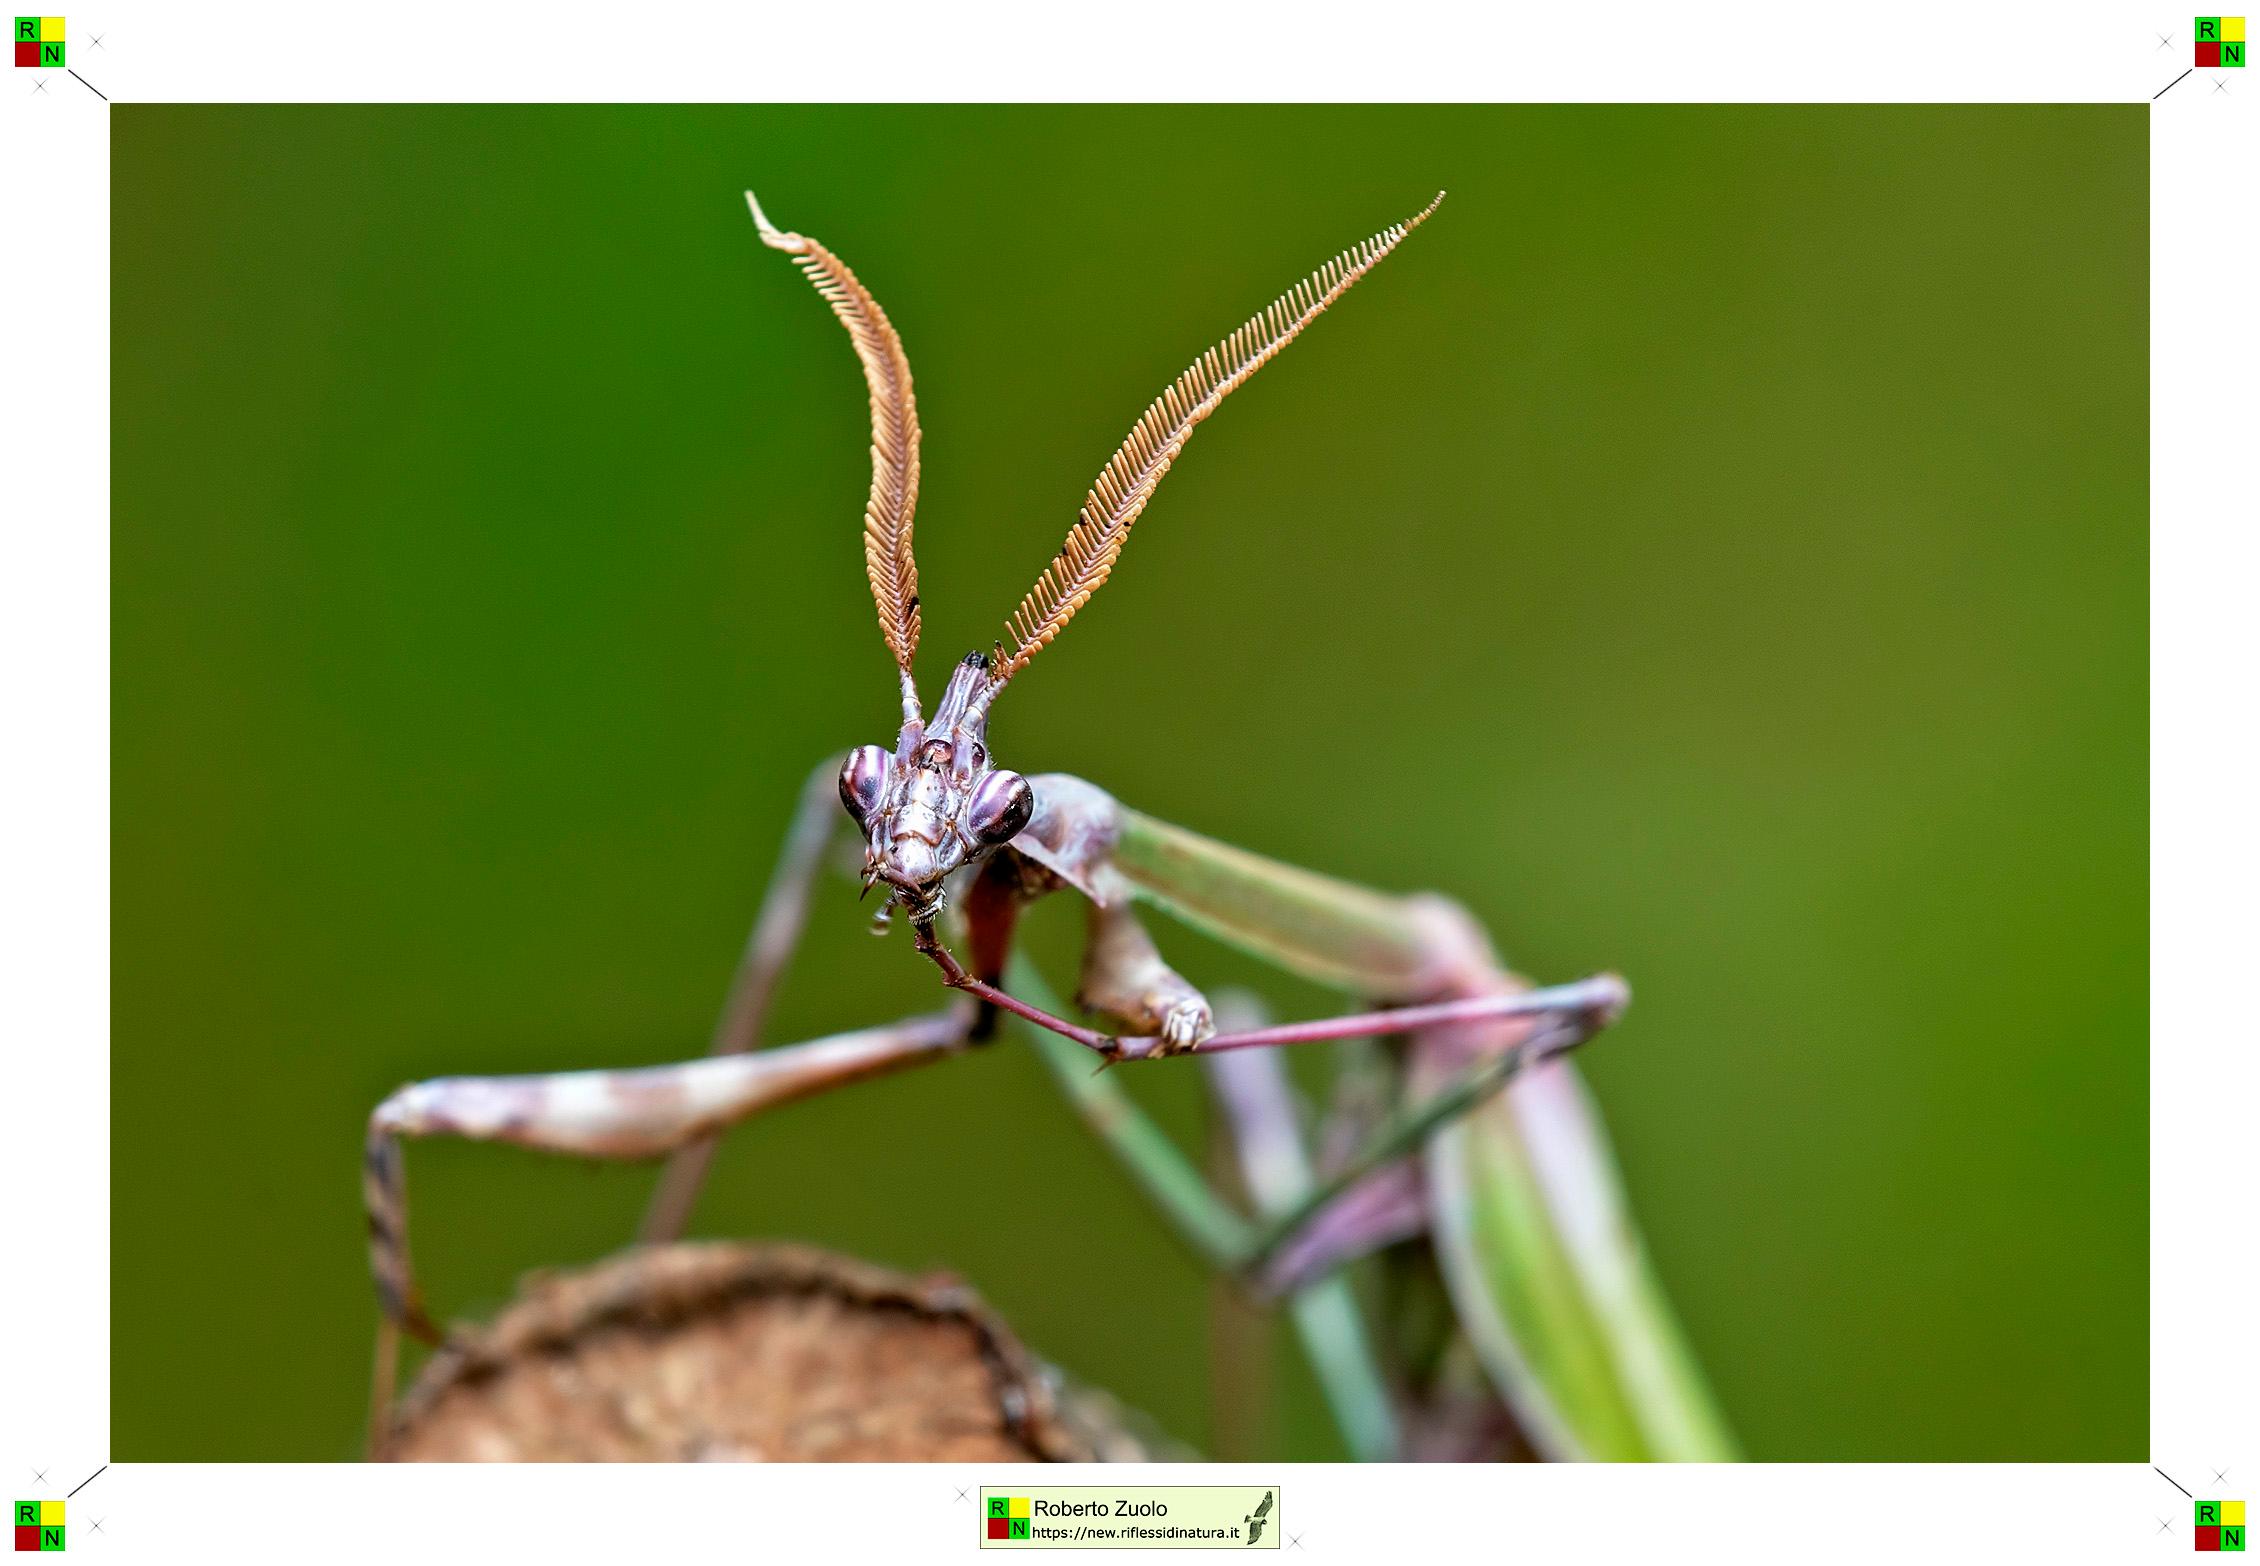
364;191;1733;1461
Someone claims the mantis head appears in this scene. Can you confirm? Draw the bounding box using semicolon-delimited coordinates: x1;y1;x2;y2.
748;187;1442;923
838;653;1030;920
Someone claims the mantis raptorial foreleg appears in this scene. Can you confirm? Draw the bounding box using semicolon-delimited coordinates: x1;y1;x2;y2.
641;754;847;1243
912;773;1626;1064
1077;900;1215;1053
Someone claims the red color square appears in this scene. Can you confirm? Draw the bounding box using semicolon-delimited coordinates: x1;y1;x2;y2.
987;1518;1009;1540
2198;41;2223;66
12;1526;36;1552
15;40;40;67
2198;1524;2222;1550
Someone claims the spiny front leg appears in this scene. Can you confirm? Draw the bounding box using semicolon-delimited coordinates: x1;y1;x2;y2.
1078;899;1214;1054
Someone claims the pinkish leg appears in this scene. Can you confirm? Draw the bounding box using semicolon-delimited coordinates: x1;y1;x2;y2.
365;1005;973;1349
912;916;1120;1052
904;881;1627;1062
1122;976;1629;1062
922;916;1627;1066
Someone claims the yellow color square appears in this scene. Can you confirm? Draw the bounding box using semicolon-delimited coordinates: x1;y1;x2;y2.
1008;1497;1030;1518
2223;1500;2246;1526
39;16;63;40
2223;17;2246;41
38;1501;63;1526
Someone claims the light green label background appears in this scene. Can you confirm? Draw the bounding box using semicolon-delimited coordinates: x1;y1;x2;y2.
979;1487;1279;1549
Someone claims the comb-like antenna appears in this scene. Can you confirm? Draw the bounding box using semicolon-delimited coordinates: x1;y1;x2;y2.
749;192;924;720
986;192;1446;691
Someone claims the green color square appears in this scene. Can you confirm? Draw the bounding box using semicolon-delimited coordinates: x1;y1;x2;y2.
13;17;36;42
2225;1525;2246;1553
1007;1518;1031;1540
39;38;62;66
11;1503;35;1528
2197;16;2222;40
2224;41;2246;65
2203;1502;2221;1525
38;1526;64;1551
987;1498;1008;1518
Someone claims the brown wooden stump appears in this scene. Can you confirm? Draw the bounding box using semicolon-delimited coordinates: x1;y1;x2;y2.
373;1241;1155;1462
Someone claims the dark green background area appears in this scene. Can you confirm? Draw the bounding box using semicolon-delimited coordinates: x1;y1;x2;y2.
112;105;2145;1461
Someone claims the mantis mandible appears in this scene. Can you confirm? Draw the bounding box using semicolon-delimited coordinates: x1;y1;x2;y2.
363;190;1734;1462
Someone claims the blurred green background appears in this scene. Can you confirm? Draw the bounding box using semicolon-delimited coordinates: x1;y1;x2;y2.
112;105;2144;1461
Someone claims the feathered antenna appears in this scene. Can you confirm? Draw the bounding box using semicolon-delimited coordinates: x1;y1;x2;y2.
749;192;924;717
986;192;1446;691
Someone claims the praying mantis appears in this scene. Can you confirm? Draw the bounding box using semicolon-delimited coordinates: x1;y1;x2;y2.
362;189;1735;1462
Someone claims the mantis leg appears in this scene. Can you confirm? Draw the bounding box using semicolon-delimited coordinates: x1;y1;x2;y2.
915;851;1626;1063
1077;899;1215;1052
365;1005;974;1347
640;755;844;1244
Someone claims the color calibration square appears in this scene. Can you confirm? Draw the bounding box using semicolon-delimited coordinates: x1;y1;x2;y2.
11;1500;63;1552
12;16;63;68
2195;17;2247;66
2196;1499;2248;1552
986;1495;1032;1540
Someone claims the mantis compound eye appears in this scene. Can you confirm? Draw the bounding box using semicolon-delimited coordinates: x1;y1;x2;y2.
838;745;890;827
965;770;1034;847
